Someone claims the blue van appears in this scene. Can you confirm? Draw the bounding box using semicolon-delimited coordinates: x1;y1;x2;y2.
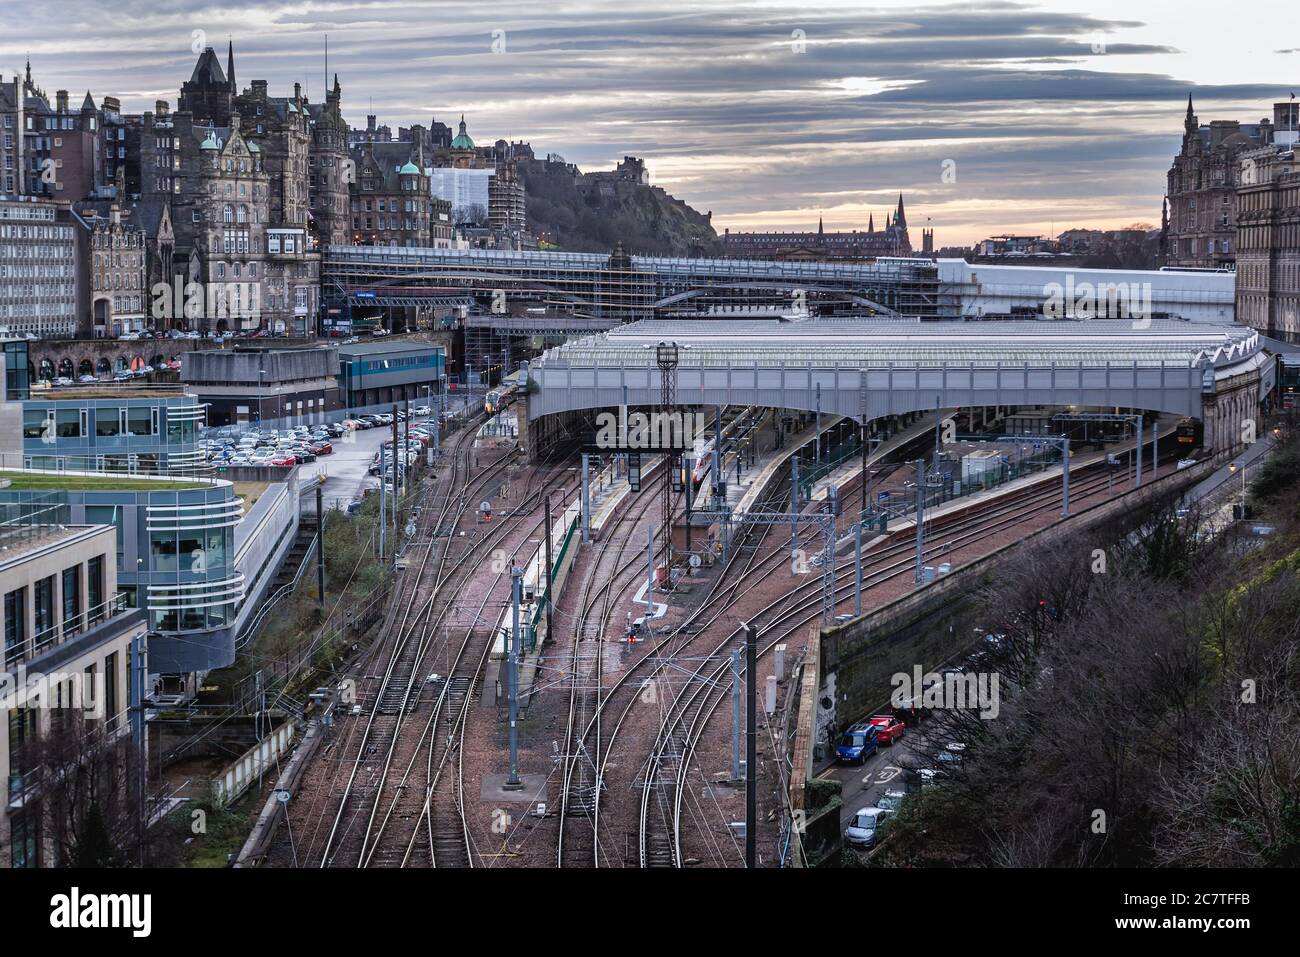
835;722;880;765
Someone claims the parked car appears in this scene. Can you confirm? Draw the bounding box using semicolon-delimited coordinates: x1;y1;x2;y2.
310;441;333;456
844;807;893;848
868;714;905;745
875;789;907;813
936;742;966;766
835;722;879;765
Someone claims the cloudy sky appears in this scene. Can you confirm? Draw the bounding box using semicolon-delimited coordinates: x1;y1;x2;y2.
2;0;1294;246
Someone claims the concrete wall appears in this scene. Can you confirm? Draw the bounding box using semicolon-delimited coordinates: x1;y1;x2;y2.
182;345;338;387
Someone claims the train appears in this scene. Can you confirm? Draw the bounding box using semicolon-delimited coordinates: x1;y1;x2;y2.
1175;417;1204;447
484;381;520;415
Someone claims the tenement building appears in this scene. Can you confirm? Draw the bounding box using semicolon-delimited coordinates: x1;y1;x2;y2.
140;45;320;335
349;138;435;247
83;203;147;337
1236;106;1300;342
1165;97;1281;268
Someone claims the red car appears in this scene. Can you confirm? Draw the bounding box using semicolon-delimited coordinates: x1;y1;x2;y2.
309;441;333;456
868;714;905;745
269;453;297;467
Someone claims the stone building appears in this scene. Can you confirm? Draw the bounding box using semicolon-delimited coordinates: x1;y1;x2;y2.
1236;111;1300;342
1165;97;1273;268
1;72;25;196
721;194;912;260
83;204;147;338
349;139;434;247
138;45;320;335
305;76;351;248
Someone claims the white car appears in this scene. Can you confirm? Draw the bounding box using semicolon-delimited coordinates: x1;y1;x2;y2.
844;807;894;848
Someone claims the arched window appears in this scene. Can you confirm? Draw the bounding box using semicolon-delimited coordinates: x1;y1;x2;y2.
237;204;248;224
223;204;234;224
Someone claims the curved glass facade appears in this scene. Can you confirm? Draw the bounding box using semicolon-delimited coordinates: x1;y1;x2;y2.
144;496;244;632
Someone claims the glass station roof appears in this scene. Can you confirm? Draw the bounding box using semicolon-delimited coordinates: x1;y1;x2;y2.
533;318;1260;370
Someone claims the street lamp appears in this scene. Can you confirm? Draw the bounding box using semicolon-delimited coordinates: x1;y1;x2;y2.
1229;460;1247;516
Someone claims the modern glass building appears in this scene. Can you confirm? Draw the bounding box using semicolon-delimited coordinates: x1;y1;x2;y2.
2;337;301;678
18;393;208;473
336;339;446;408
0;480;244;674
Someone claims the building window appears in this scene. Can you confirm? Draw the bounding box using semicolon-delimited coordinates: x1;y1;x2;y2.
104;651;119;730
87;555;105;623
3;587;25;665
95;407;121;436
126;407;153;436
56;408;82;438
33;576;55;648
8;810;38;868
61;564;81;637
22;409;52;441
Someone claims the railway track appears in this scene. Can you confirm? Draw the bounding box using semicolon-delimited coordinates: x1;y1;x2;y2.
645;442;1188;867
355;456;579;868
304;414;573;868
556;459;664;867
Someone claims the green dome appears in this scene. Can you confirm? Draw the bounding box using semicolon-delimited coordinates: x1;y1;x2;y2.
399;161;421;174
451;114;474;150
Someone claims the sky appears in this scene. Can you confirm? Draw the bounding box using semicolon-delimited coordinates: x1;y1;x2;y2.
1;0;1295;247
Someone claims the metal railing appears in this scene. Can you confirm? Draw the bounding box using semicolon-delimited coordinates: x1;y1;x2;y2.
0;493;71;550
3;592;131;669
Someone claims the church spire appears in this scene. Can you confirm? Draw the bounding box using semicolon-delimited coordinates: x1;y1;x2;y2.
868;212;874;232
227;40;236;92
895;192;907;229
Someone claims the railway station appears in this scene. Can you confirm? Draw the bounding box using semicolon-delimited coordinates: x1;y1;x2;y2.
244;301;1277;870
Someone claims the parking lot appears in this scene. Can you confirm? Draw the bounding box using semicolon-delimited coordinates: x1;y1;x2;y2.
200;400;480;513
309;417;435;511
